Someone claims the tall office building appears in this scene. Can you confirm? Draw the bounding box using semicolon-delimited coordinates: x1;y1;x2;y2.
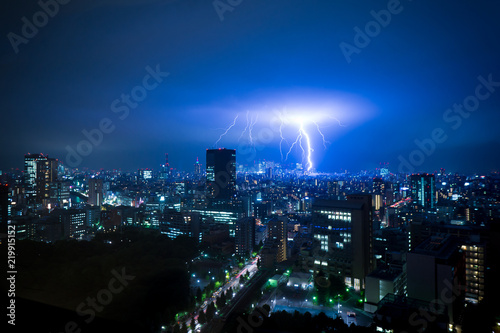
235;217;256;256
24;153;48;206
410;173;436;210
88;178;104;206
206;148;236;201
305;194;375;290
36;158;58;206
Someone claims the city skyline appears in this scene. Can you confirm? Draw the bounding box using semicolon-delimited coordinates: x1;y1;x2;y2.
2;0;500;173
3;2;500;331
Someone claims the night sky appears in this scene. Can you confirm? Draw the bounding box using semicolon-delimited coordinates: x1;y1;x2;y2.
1;0;499;173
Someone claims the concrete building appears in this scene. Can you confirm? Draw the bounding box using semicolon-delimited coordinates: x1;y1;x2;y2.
364;266;406;313
406;234;464;325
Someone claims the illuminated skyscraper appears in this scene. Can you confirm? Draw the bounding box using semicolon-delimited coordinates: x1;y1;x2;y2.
36;158;58;206
206;148;236;201
410;173;436;210
24;153;48;206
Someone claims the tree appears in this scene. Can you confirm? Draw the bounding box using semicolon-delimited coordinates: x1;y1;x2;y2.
198;310;206;325
189;318;195;331
196;287;202;303
216;296;222;309
220;291;226;307
206;302;216;321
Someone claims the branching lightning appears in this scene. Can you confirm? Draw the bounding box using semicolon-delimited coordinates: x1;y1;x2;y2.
215;114;238;147
214;109;344;172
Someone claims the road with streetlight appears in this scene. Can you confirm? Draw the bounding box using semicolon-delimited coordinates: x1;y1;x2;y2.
175;256;260;332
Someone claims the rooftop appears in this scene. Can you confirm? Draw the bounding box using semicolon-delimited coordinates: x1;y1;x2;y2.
312;199;364;210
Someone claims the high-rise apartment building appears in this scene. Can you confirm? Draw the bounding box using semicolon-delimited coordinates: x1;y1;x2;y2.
266;217;287;263
235;217;256;256
461;243;485;304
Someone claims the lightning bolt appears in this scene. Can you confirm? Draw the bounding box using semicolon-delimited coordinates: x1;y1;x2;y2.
299;123;313;171
215;114;239;147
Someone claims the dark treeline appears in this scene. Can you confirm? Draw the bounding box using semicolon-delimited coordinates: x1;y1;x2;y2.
13;228;198;332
